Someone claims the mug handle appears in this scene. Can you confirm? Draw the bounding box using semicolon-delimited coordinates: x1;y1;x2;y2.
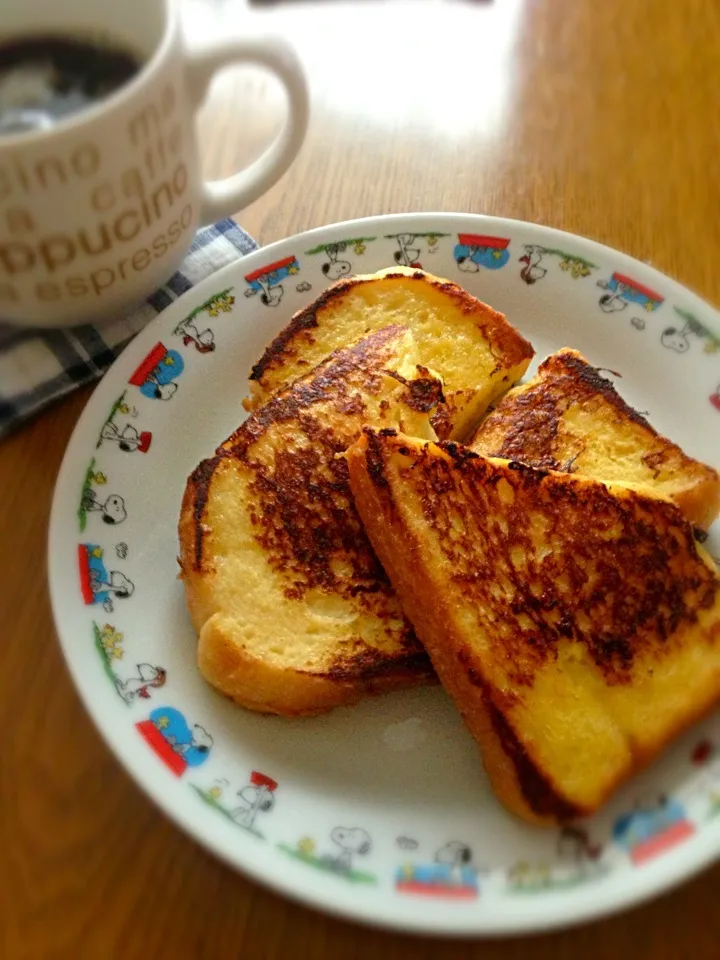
184;38;309;223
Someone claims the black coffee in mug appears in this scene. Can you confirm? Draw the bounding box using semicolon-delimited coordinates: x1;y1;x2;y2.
1;0;307;329
0;35;142;135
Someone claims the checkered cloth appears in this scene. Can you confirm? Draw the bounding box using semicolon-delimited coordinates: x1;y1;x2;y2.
0;219;257;439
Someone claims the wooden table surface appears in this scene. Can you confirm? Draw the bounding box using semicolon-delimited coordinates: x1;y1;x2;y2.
3;1;720;956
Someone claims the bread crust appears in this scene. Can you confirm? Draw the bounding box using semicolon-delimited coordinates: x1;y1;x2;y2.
246;266;534;441
472;348;720;530
178;327;440;715
347;429;720;824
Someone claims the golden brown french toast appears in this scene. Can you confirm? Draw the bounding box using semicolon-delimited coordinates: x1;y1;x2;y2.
179;326;441;716
245;266;534;441
347;428;720;825
470;348;720;530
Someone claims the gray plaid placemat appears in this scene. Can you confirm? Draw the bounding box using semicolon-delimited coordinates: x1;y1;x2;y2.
0;219;257;439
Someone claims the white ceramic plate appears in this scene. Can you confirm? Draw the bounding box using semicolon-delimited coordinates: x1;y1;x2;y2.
48;214;720;936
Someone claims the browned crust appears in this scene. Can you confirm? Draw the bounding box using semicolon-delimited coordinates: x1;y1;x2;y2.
249;280;336;383
542;349;652;427
346;430;579;823
418;439;716;680
453;644;582;821
195;615;436;718
178;459;436;715
178;328;440;714
321;640;434;683
386;365;446;413
187;326;408;576
472;348;720;529
233;324;407;454
184;455;225;571
249;268;533;387
346;429;720;823
219;328;416;604
482;684;583;822
472;349;654;471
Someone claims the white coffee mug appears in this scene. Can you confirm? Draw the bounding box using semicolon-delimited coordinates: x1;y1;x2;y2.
0;0;309;327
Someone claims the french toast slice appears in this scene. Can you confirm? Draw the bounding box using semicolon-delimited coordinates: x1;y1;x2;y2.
179;326;442;716
470;348;720;530
245;266;534;441
347;428;720;824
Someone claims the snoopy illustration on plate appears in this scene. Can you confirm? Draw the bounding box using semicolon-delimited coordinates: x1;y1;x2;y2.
453;233;511;272
396;841;484;899
192;771;278;837
660;307;720;355
518;244;548;284
115;664;168;704
136;707;213;776
82;489;126;525
78;544;134;612
172;287;236;354
174;316;216;354
596;272;664;313
77;459;127;531
388;233;422;268
96;392;152;454
612;795;695;865
306;238;377;280
243;256;300;307
128;342;185;400
317;241;352;280
230;772;278;829
279;826;376;884
518;244;596;284
98;421;152;454
92;622;167;704
384;232;448;270
507;826;606;893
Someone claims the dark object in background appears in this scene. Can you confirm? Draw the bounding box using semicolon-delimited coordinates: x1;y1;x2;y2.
0;35;142;136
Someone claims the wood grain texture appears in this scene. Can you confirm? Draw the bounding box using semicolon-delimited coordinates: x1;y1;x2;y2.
3;0;720;957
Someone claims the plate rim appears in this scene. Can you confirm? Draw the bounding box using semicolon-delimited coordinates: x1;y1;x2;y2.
47;212;720;937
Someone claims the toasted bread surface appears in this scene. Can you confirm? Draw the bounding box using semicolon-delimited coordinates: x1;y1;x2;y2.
347;429;720;824
179;327;440;716
471;348;720;530
246;266;534;441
